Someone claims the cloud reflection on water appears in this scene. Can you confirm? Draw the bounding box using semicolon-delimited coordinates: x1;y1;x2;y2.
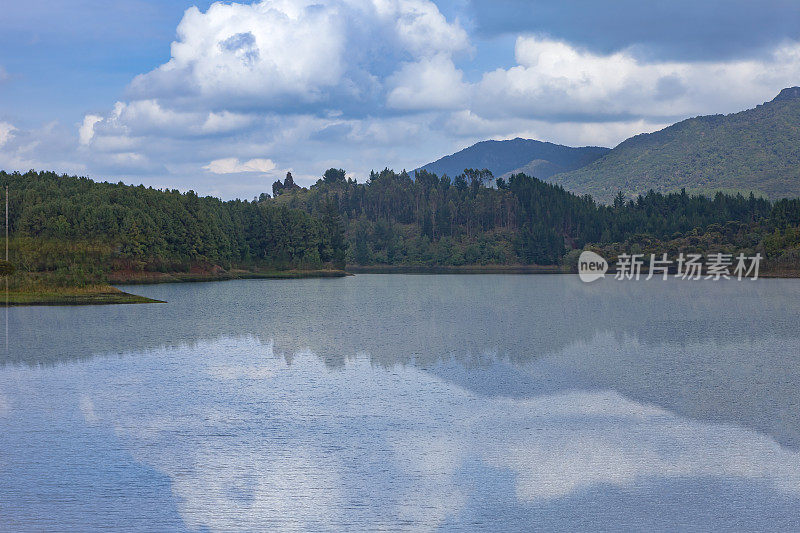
2;276;800;530
12;335;795;531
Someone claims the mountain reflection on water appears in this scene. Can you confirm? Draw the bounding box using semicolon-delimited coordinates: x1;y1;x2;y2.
1;275;799;531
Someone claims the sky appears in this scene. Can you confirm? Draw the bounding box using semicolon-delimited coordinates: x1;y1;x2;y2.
1;0;799;199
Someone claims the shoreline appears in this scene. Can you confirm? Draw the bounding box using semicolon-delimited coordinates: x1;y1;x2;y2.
107;268;350;285
347;264;800;278
4;269;350;306
344;264;569;275
6;265;799;307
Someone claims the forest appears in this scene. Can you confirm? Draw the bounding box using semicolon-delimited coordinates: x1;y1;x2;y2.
2;167;800;287
273;167;799;270
0;170;346;288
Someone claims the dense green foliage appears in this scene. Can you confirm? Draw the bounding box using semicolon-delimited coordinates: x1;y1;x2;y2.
3;165;800;288
0;259;14;276
0;170;347;286
273;167;797;268
417;137;610;181
551;88;800;202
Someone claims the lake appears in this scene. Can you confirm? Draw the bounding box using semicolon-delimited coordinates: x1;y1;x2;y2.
1;274;800;531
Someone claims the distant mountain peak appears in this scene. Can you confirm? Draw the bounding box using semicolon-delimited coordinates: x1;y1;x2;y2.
772;86;800;102
416;138;609;181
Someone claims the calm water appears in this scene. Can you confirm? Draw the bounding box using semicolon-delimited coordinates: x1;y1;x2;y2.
1;274;800;532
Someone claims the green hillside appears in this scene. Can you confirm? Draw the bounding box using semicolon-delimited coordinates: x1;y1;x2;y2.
550;87;800;203
498;159;565;182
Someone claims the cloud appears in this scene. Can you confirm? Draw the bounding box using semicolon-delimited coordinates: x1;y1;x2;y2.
387;54;467;110
78;115;102;145
8;1;800;199
0;121;16;147
64;337;800;531
466;0;800;61
204;157;276;174
472;36;800;121
444;110;670;148
80;101;257;147
126;0;469;113
479;391;800;503
58;0;472;194
0;120;88;175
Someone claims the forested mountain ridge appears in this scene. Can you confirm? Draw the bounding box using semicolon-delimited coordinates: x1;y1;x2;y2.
549;87;800;202
416;138;610;181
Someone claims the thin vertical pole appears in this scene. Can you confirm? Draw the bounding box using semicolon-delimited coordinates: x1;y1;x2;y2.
4;185;7;261
4;185;7;351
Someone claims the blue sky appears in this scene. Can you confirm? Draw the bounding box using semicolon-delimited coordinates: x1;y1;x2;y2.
1;0;799;198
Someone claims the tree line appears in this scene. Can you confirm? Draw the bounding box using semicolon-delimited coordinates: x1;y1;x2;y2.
0;170;346;286
273;167;792;267
3;166;800;286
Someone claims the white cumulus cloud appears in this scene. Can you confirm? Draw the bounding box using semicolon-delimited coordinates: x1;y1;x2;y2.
65;0;471;194
10;1;796;198
78;115;103;145
204;157;276;174
127;0;469;111
387;54;468;110
473;36;800;120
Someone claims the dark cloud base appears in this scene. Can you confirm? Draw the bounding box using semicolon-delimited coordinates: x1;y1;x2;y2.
469;0;800;61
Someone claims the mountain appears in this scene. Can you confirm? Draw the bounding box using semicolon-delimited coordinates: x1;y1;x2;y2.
549;87;800;202
498;159;565;181
416;138;610;180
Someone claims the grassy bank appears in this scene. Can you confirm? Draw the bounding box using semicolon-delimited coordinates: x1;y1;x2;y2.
3;285;164;306
4;267;349;306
